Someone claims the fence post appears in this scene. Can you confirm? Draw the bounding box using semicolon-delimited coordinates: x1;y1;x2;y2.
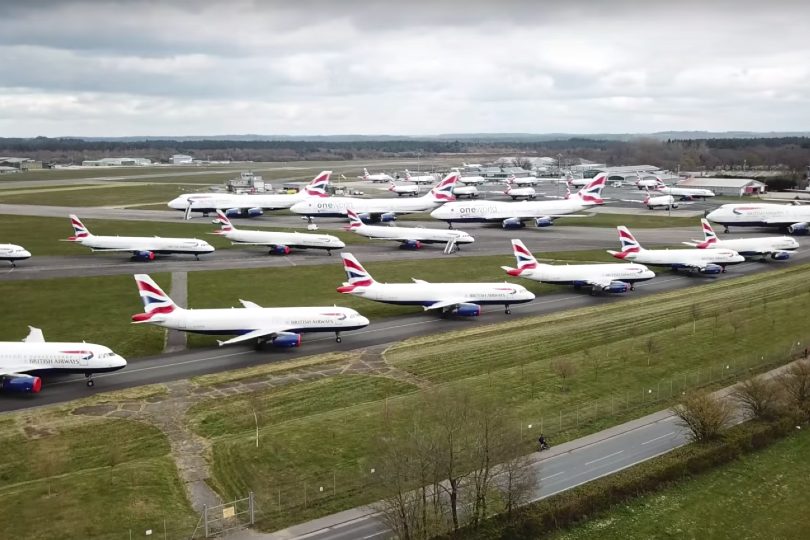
203;505;208;538
559;410;562;430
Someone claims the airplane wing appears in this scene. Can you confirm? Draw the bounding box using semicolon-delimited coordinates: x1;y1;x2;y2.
216;327;287;346
0;366;36;377
91;248;152;252
411;278;429;284
423;298;468;311
585;278;613;289
23;326;45;343
238;299;262;309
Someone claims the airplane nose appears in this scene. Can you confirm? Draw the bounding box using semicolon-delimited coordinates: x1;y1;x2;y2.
114;355;127;368
20;250;32;258
359;316;370;327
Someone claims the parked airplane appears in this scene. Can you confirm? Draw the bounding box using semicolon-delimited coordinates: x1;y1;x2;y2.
388;181;420;197
344;209;474;249
503;174;538;187
336;253;534;314
65;215;214;261
706;203;810;234
453;184;479;199
213;210;345;255
430;173;607;229
565;174;590;188
653;179;715;200
131;274;369;346
462;162;483;169
504;178;536;200
502;239;655;293
682;219;799;260
404;170;437;184
0;326;126;391
636;174;663;190
359;168;395;183
642;193;683;210
290;172;459;223
168;171;331;219
458;174;487;185
0;243;31;267
607;226;744;274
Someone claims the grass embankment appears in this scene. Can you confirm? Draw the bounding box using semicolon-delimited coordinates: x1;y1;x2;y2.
0;183;196;207
554;425;810;540
188;264;810;530
0;274;166;360
0;413;195;539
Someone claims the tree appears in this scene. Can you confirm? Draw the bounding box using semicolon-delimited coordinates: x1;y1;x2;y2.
551;359;576;392
496;452;538;518
671;391;733;442
731;376;783;420
778;359;810;418
645;336;658;366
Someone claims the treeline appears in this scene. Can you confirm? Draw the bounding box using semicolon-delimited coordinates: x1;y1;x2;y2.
1;136;808;173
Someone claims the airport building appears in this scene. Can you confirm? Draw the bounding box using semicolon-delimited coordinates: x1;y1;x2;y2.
170;154;194;165
480;166;532;180
81;157;153;167
0;156;42;170
677;177;767;197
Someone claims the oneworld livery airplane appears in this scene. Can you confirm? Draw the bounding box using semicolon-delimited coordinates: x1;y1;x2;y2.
168;171;331;219
131;274;369;346
336;253;535;315
682;219;798;260
430;173;607;228
608;226;744;274
213;210;345;255
66;215;214;261
0;326;126;391
290;172;460;223
502;239;655;294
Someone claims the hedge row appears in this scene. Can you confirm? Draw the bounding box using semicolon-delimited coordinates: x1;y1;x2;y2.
446;417;798;540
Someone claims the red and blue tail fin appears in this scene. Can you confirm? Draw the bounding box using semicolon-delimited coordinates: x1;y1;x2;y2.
67;214;91;241
337;253;375;292
504;239;538;276
131;274;178;322
429;172;459;202
610;226;642;259
345;209;365;230
304;171;331;197
697;218;718;248
574;173;607;205
212;209;234;235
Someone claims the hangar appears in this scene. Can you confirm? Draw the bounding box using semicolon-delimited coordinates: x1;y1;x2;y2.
677;177;767;197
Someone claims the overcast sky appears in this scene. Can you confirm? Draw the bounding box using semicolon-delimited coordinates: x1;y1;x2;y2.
1;0;808;137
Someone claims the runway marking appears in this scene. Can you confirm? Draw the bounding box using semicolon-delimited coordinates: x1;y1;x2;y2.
584;450;623;466
641;432;675;445
541;471;565;481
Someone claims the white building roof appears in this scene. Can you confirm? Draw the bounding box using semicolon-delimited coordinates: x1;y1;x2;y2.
678;177;766;188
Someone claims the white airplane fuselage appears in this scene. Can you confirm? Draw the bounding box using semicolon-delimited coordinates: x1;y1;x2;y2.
616;248;744;268
691;237;799;257
0;244;31;263
707;204;810;232
389;184;420;196
291;194;442;217
72;234;214;256
430;198;593;223
168;191;317;213
514;263;655;285
219;228;345;251
657;186;715;199
645;194;678;209
339;282;535;308
453;185;479;198
349;223;475;245
1;342;126;373
459;176;486;185
505;186;536;200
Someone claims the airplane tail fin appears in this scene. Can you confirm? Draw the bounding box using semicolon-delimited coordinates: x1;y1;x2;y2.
304;171;331;197
574;173;606;205
344;209;365;231
131;274;179;322
362;168;370;180
503;239;538;276
67;214;91;241
388;181;396;192
404;169;412;180
337;253;375;292
609;226;643;259
428;172;460;202
696;218;718;248
212;209;235;235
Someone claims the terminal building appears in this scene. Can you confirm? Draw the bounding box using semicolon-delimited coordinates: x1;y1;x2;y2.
0;157;42;170
170;154;194;165
677;177;767;197
81;157;152;167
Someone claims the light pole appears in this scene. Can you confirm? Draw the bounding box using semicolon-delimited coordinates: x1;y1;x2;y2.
252;408;259;448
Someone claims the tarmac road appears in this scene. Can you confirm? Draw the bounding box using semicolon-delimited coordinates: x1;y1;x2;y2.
2;249;807;413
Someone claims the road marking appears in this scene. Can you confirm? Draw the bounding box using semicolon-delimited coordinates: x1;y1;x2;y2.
584;450;623;466
362;532;388;539
641;432;675;445
541;471;564;481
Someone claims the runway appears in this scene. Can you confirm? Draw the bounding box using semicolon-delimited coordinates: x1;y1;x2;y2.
2;249;807;413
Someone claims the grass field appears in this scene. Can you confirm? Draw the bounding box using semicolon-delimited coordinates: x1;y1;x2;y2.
0;413;195;539
0;183;197;207
554;427;810;540
187;263;810;530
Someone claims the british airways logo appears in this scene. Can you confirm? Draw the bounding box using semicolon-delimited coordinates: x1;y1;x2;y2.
59;350;94;360
319;312;347;320
731;207;763;214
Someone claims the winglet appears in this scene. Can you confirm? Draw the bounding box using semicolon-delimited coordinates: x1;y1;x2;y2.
23;326;45;343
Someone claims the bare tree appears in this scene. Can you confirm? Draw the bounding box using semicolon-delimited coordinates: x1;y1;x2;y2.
778;359;810;417
551;359;576;392
496;452;538;518
511;157;533;171
671;391;733;442
731;376;783;420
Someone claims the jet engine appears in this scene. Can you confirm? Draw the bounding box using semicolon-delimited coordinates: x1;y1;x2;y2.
270;245;291;255
272;333;302;348
399;240;423;250
699;264;723;275
247;207;264;217
1;375;42;393
501;217;525;229
224;208;242;218
380;212;397;222
771;251;791;260
133;250;156;261
451;303;481;316
603;281;630;293
534;217;554;227
788;222;809;234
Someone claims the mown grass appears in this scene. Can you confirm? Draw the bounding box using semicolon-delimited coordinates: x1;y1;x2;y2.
554;426;810;540
0;183;198;207
0;166;223;182
0;415;195;539
192;264;810;530
0;274;166;360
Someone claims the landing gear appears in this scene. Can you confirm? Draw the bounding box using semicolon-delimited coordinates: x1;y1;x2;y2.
335;332;342;343
504;305;511;315
9;262;15;268
195;254;200;261
723;227;729;233
327;250;332;256
721;266;727;273
85;373;95;387
630;284;636;291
